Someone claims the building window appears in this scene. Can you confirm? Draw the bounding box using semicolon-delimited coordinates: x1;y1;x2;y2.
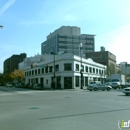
49;66;53;72
99;69;102;74
64;63;72;71
96;69;98;74
42;68;44;74
82;75;84;86
55;65;59;71
45;66;48;73
75;64;79;71
29;71;31;76
89;67;92;73
27;71;28;76
38;69;40;74
32;70;34;75
85;77;88;86
85;66;88;72
93;68;95;73
35;69;37;75
75;76;79;87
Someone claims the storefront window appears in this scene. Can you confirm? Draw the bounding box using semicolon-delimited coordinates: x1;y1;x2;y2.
75;76;79;87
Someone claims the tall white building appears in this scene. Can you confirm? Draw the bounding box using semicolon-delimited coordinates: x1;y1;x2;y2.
41;26;95;57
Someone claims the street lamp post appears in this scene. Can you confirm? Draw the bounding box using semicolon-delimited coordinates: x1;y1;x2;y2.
103;57;105;84
80;43;83;89
125;62;127;80
51;52;56;89
104;65;105;84
53;52;56;80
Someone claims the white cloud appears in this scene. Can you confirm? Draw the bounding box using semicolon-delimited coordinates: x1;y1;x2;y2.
0;0;16;16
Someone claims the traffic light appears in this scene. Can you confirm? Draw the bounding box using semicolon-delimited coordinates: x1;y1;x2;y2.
80;69;83;74
81;65;84;71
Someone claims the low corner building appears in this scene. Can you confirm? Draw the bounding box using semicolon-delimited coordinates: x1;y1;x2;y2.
20;53;106;89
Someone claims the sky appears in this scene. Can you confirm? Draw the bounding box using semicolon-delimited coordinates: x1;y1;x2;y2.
0;0;130;73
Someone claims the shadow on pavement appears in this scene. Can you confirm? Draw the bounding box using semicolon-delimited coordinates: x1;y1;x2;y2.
40;108;130;120
0;86;35;92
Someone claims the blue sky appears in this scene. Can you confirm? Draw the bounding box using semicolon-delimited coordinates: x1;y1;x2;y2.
0;0;130;73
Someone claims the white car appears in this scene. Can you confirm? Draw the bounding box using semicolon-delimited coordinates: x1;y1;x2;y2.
122;87;130;96
6;83;12;87
105;82;112;87
87;83;112;91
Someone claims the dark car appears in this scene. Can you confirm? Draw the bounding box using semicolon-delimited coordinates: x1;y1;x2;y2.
33;83;43;90
125;82;130;87
0;82;5;86
15;83;25;88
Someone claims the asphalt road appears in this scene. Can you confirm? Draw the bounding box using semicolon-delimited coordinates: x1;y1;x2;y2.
0;87;130;130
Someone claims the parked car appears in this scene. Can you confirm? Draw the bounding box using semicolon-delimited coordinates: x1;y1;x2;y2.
125;82;130;87
33;83;43;90
15;83;24;88
122;87;130;96
24;83;30;88
6;83;12;87
87;83;112;91
29;83;35;89
89;81;101;85
0;82;5;86
111;82;121;89
105;82;112;86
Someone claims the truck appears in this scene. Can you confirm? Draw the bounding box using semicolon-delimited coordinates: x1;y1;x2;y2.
109;74;125;89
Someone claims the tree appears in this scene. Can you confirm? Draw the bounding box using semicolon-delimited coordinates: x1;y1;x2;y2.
4;73;12;82
10;70;24;82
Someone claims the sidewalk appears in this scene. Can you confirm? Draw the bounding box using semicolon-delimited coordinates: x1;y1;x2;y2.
0;86;35;92
0;86;88;93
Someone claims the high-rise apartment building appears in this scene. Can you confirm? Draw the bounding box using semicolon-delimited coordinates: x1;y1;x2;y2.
41;26;95;56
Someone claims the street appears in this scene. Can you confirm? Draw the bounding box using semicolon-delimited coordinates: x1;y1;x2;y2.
0;86;130;130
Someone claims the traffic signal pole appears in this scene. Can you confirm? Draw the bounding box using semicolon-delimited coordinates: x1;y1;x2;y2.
80;43;83;89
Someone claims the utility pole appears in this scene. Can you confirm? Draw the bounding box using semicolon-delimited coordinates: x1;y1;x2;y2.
80;43;83;89
51;52;56;89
